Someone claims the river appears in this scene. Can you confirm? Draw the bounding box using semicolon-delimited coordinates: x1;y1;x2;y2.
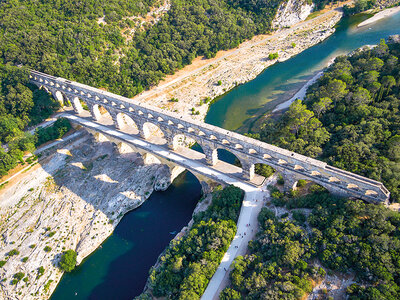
206;11;400;132
51;10;400;300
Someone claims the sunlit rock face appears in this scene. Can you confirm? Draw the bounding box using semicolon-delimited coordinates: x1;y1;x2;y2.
273;0;314;29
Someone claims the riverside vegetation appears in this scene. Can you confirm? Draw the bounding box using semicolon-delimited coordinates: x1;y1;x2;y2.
0;0;338;177
138;185;244;299
221;186;400;299
251;38;400;202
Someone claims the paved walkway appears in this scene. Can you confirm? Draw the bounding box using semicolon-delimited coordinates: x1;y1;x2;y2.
201;185;269;299
58;113;270;299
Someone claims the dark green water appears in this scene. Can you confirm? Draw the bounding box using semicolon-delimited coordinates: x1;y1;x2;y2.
51;172;201;300
52;10;400;300
205;12;400;132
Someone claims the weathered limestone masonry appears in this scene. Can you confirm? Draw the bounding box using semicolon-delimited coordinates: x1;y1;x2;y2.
30;70;391;204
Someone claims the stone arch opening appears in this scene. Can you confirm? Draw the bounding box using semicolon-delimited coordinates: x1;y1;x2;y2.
142;122;165;140
53;90;66;106
92;104;113;125
116;113;139;134
172;134;204;155
217;148;242;168
287;177;330;195
254;163;276;179
72;97;85;114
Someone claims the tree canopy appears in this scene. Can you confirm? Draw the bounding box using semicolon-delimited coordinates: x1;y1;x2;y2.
258;39;400;201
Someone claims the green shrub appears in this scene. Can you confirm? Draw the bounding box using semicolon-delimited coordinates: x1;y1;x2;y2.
297;179;307;187
217;80;222;86
0;260;6;267
37;266;45;279
277;175;284;185
268;52;279;60
59;250;77;272
44;246;52;253
292;211;306;224
12;272;25;284
22;257;28;263
7;249;19;256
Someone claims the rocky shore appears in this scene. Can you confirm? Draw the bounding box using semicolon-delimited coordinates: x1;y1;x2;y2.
0;131;171;299
134;7;343;122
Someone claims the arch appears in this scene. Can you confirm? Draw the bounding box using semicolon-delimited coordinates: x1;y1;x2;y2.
72;97;85;114
53;90;66;106
172;134;205;155
365;190;378;196
216;148;243;168
254;163;276;179
92;104;113;125
142;122;165;140
116;113;139;134
284;177;330;195
248;148;257;154
347;183;360;190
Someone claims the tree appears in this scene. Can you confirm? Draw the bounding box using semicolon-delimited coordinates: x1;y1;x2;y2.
59;250;77;272
326;79;347;103
285;100;315;136
312;97;332;118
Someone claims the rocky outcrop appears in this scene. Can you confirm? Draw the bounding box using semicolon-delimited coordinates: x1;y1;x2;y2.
388;34;400;44
0;132;171;300
272;0;314;29
376;0;400;9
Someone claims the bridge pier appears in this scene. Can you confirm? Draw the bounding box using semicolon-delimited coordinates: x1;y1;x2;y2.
69;96;84;114
241;161;255;181
282;175;299;192
88;103;101;121
204;147;218;166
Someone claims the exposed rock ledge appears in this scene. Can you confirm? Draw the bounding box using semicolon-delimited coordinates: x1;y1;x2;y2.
273;0;315;29
135;8;343;122
0;131;171;299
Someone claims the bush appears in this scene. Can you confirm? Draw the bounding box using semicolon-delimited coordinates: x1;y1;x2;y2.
292;211;306;224
37;266;45;279
35;118;71;147
59;250;77;272
277;175;284;185
268;52;279;60
22;257;28;263
0;260;6;267
44;246;52;252
12;272;25;284
297;179;307;187
7;249;19;256
217;80;222;86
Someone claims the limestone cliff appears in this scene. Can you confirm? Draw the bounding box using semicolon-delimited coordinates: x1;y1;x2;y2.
0;131;171;300
273;0;314;29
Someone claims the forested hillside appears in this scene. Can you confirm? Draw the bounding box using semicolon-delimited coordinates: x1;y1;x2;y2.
255;39;400;201
221;188;400;299
0;0;285;97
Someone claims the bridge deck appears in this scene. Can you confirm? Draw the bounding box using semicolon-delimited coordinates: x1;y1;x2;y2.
64;111;266;187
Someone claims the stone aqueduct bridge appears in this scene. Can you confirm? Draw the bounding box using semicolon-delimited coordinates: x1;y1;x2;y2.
29;70;390;204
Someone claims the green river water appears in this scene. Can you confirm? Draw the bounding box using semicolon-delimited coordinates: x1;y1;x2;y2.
51;11;400;300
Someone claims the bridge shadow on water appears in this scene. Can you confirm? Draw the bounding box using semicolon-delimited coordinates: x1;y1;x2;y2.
39;131;202;299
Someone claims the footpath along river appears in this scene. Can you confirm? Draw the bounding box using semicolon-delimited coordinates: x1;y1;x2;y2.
51;10;400;300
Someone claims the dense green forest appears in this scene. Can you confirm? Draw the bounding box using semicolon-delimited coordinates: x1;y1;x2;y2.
0;0;285;97
254;39;400;201
221;187;400;299
0;64;69;176
138;185;244;300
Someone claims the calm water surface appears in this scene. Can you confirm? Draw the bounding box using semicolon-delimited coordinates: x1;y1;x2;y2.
52;11;400;299
206;12;400;132
51;172;201;300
